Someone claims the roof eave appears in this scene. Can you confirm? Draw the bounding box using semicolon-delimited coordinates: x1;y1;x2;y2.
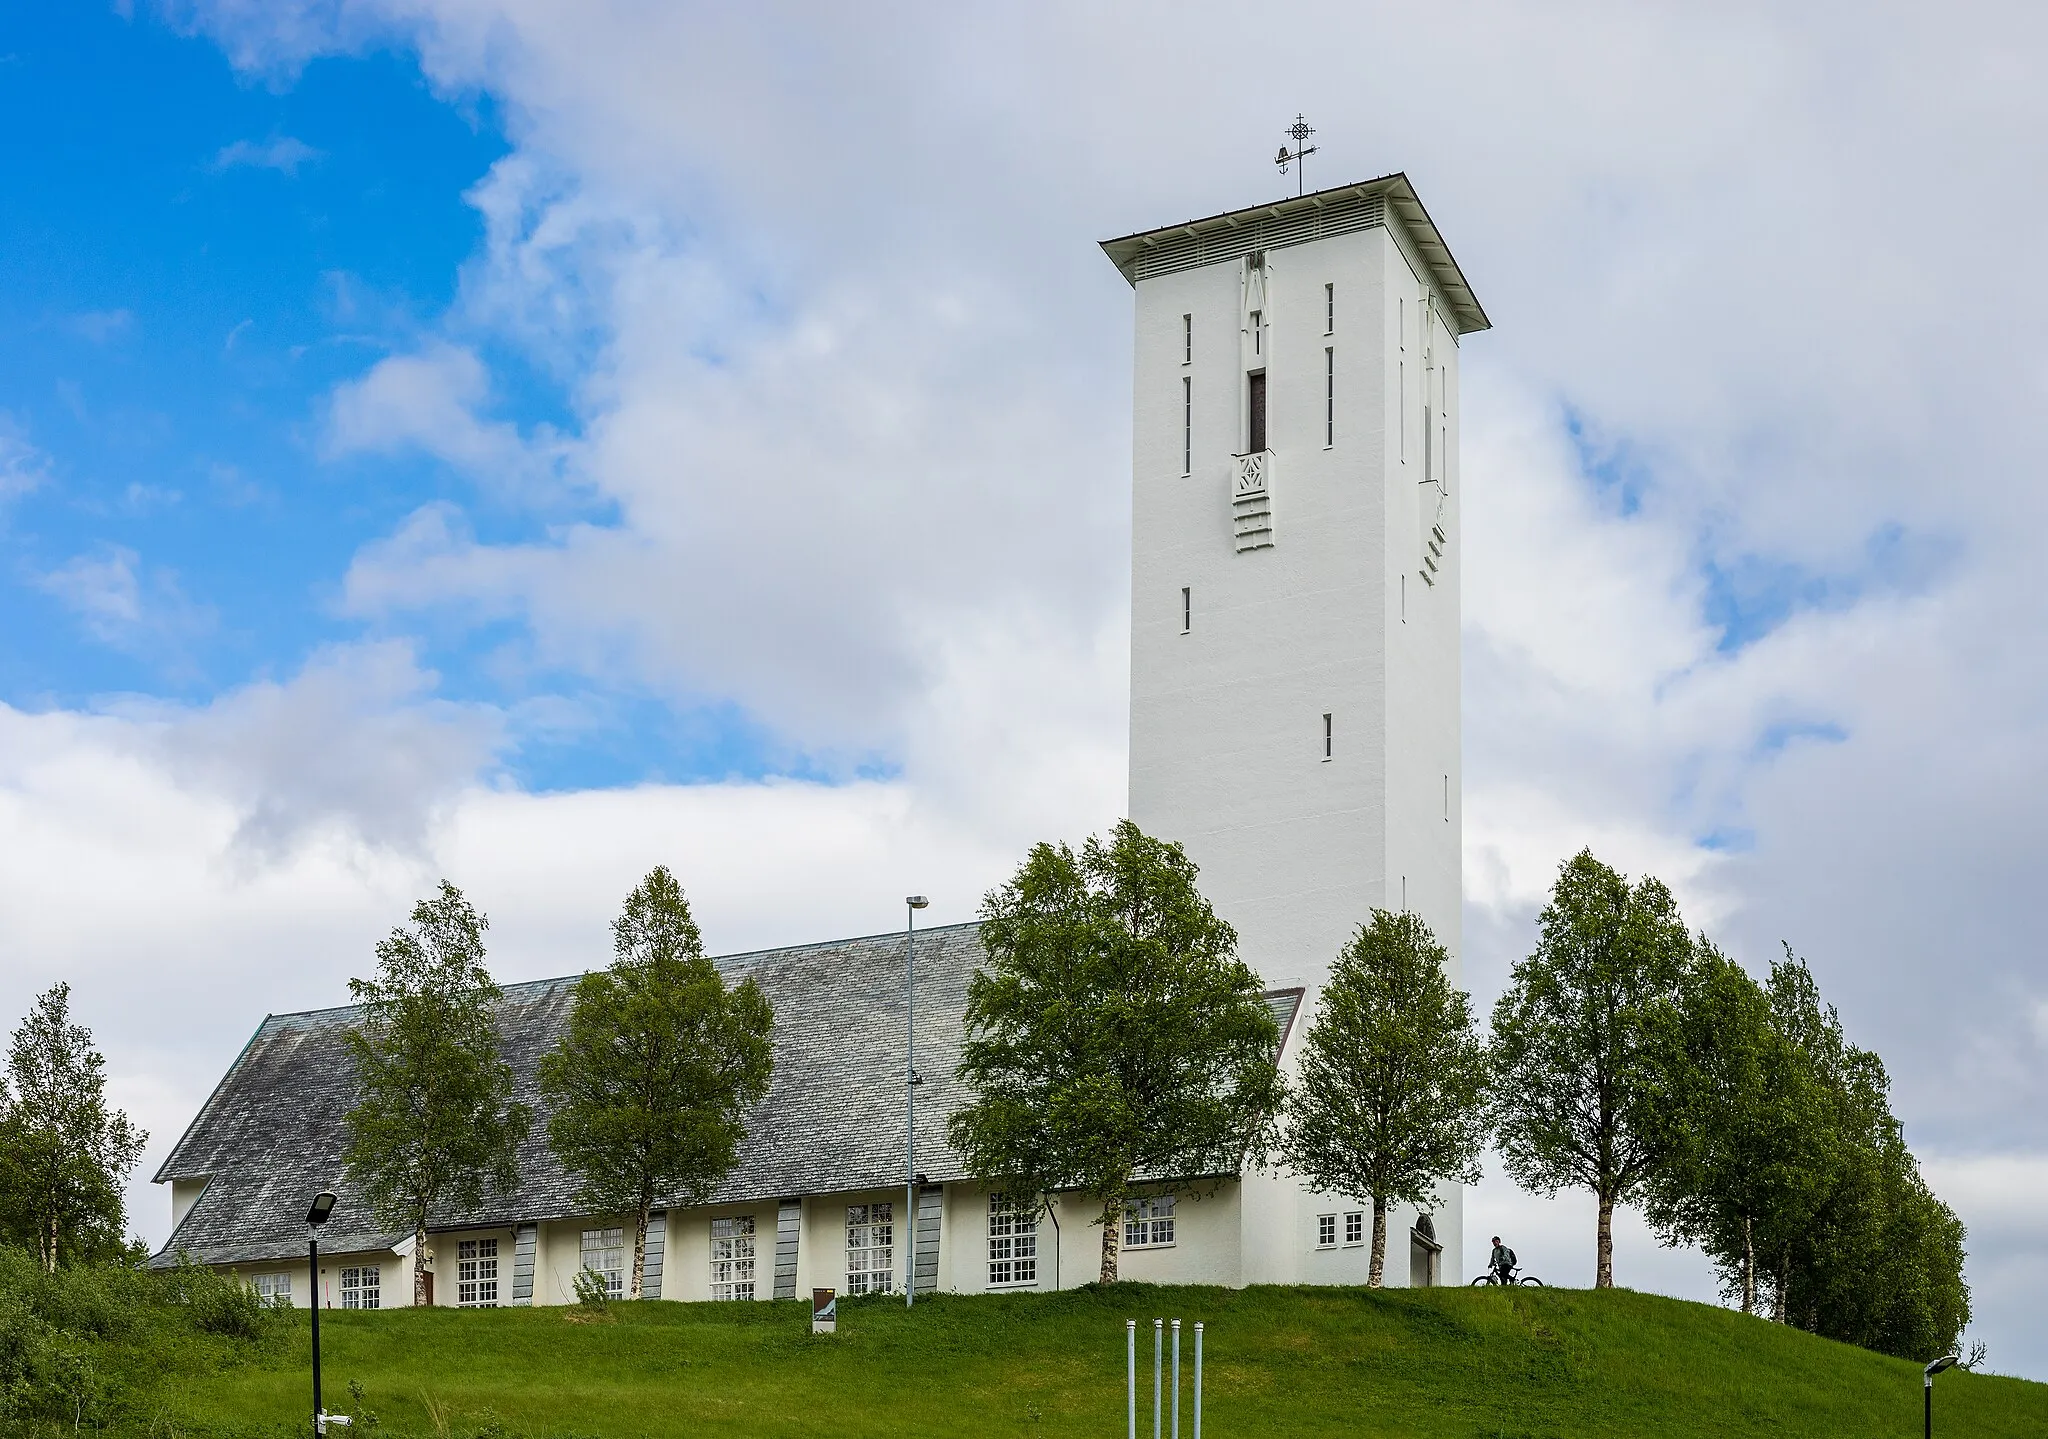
1098;172;1490;335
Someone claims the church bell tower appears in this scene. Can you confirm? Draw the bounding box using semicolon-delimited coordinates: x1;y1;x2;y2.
1101;171;1489;1285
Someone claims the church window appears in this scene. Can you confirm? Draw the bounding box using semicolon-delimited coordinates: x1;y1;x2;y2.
1182;312;1192;364
1424;404;1434;480
1123;1195;1176;1249
1324;347;1335;447
1247;372;1267;453
340;1265;380;1309
1316;1214;1336;1248
1325;282;1335;335
1345;1212;1365;1246
1250;310;1262;356
581;1226;626;1300
710;1215;757;1301
1182;377;1192;475
1181;587;1191;633
1399;362;1407;459
987;1192;1038;1287
250;1271;291;1302
1322;713;1333;760
846;1203;895;1295
456;1237;499;1307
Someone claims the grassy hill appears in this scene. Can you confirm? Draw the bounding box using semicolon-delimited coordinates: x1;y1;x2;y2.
157;1283;2044;1439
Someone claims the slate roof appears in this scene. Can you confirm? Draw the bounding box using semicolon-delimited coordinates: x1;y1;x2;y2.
152;923;1303;1269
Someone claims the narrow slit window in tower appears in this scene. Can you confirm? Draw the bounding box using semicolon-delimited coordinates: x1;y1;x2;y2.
1322;712;1332;760
1325;282;1335;334
1182;313;1192;364
1182;377;1192;475
1181;587;1191;633
1325;347;1334;447
1248;371;1268;453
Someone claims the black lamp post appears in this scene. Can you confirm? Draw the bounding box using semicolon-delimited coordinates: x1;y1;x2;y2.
306;1192;338;1436
1923;1353;1959;1439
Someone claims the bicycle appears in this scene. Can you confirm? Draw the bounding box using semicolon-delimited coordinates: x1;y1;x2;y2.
1471;1268;1543;1287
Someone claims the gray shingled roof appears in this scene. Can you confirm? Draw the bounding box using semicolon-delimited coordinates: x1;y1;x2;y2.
152;923;1303;1269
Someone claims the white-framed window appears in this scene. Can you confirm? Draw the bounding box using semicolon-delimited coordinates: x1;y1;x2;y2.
1317;1214;1337;1248
1182;312;1192;364
1323;712;1333;761
1324;346;1335;446
581;1226;626;1300
339;1265;380;1309
1123;1195;1176;1249
1250;309;1262;356
987;1192;1038;1287
1181;587;1191;633
1181;377;1192;475
1345;1212;1365;1246
456;1237;499;1307
710;1215;756;1301
250;1271;292;1302
1325;282;1335;335
846;1203;895;1295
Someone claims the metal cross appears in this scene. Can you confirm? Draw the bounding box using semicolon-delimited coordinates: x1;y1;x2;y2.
1275;114;1319;197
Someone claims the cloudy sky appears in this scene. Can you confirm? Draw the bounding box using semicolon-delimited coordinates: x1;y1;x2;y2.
3;0;2044;1378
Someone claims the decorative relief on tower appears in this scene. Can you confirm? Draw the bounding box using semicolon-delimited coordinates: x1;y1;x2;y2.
1235;450;1274;551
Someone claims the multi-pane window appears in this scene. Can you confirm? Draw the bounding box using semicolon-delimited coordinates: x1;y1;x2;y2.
1181;587;1191;633
340;1265;380;1309
1317;1214;1337;1248
581;1226;626;1299
1182;313;1192;364
986;1193;1038;1287
1250;309;1262;356
1123;1195;1176;1249
1346;1213;1365;1246
457;1238;499;1307
710;1215;756;1301
1323;713;1333;760
846;1203;895;1295
251;1271;292;1302
1181;377;1192;475
1325;282;1335;334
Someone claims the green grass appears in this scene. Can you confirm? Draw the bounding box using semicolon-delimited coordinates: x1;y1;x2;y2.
156;1284;2045;1439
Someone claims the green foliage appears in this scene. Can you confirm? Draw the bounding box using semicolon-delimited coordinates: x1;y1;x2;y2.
1636;940;1827;1313
1281;909;1488;1286
538;867;775;1299
571;1267;612;1315
1489;850;1693;1287
1757;951;1969;1360
343;881;533;1306
123;1283;2048;1438
0;1245;291;1427
950;820;1283;1282
0;984;147;1272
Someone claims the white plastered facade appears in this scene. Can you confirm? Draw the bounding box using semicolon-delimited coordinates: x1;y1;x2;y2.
1123;198;1472;1286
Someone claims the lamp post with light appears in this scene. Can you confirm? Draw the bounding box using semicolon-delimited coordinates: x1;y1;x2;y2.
904;894;929;1308
305;1192;350;1436
1924;1353;1959;1438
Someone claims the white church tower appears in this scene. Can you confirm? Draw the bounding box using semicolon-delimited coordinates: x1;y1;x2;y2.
1102;172;1489;1285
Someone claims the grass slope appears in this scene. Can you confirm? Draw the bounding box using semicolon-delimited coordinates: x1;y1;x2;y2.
169;1284;2043;1439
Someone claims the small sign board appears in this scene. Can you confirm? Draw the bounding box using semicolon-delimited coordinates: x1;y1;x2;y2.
811;1287;837;1334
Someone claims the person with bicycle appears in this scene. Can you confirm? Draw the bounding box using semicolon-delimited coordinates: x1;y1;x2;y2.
1488;1236;1517;1286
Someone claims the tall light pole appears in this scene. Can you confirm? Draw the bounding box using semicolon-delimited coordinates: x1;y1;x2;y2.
1924;1353;1959;1438
904;894;929;1308
305;1191;339;1437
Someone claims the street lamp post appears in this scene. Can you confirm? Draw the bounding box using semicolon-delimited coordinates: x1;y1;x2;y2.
305;1191;349;1437
904;894;929;1309
1924;1353;1959;1439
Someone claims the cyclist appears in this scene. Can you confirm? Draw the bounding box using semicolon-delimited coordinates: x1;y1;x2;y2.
1488;1236;1517;1286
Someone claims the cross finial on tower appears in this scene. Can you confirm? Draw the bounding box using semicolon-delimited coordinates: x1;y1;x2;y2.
1275;114;1319;197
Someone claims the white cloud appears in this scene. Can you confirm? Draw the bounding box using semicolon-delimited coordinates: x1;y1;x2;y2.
0;412;48;503
34;546;214;658
211;135;321;175
67;308;135;343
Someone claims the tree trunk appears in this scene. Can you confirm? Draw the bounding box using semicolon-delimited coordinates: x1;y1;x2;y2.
631;1196;650;1301
1740;1215;1755;1315
44;1214;58;1274
1772;1244;1789;1323
1595;1192;1615;1288
414;1222;430;1307
1099;1196;1122;1283
1367;1197;1387;1288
